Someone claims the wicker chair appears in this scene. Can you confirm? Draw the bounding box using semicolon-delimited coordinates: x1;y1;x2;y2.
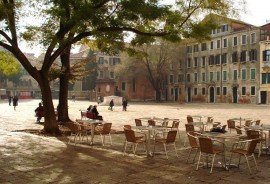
153;130;179;159
228;139;259;174
167;120;181;140
135;119;142;126
186;132;200;163
123;129;146;157
187;116;194;124
95;123;112;146
235;126;248;140
148;120;156;126
246;130;267;157
196;137;225;173
245;120;253;127
255;120;261;126
183;124;195;146
227;120;236;133
67;122;82;144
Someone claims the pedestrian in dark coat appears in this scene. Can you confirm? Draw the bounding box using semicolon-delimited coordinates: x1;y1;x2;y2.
13;96;18;110
122;98;128;111
109;99;114;111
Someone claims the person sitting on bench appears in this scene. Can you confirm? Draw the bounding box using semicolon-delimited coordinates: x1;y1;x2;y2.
35;103;44;122
91;105;103;120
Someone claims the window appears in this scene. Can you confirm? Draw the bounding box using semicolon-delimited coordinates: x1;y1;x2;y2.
212;29;216;34
222;24;228;32
210;72;214;81
194;88;198;95
241;69;246;80
98;87;101;92
194;57;198;67
242;86;246;96
215;54;221;65
222;53;227;64
210;41;214;50
109;57;120;65
217;71;220;81
241;35;247;45
262;73;270;84
202;88;206;95
187;58;191;68
98;57;104;64
170;74;174;83
122;82;126;91
263;50;270;61
250;69;256;80
249;49;257;61
201;43;207;51
251;86;256;96
240;51;246;62
187;74;191;82
233;70;238;80
223;87;227;95
171;88;174;95
232;52;238;63
194;73;198;82
217;40;221;49
217;28;220;34
209;55;215;65
99;71;104;78
250;33;256;44
233;36;238;46
187;46;192;53
223;38;227;48
110;72;115;79
217;87;220;95
202;56;206;67
194;44;199;52
223;71;227;81
178;74;183;82
202;72;206;82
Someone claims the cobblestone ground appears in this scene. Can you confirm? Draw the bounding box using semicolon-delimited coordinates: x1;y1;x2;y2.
0;99;270;183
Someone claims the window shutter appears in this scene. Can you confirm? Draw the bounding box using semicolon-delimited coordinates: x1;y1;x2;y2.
263;51;266;61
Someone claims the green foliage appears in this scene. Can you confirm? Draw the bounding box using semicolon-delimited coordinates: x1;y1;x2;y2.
0;52;20;76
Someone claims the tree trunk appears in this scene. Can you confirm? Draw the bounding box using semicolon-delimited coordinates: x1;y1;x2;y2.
57;47;71;122
39;75;60;134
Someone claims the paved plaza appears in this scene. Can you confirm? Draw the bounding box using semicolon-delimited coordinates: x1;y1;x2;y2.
0;99;270;183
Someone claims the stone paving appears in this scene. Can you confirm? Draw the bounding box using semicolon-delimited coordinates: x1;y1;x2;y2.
1;99;270;183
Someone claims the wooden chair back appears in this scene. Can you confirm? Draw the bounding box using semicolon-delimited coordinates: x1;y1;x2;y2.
198;137;214;154
187;116;193;123
255;120;261;125
172;120;180;128
227;120;235;129
101;123;112;134
148;120;156;126
247;139;259;155
187;132;199;148
185;124;195;132
135;119;142;126
166;130;177;143
245;120;252;127
124;129;136;143
235;126;243;135
246;130;260;139
123;125;131;130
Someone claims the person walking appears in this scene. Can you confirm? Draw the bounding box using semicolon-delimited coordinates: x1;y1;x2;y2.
13;95;18;110
35;103;44;122
8;95;12;106
122;98;128;111
109;99;114;111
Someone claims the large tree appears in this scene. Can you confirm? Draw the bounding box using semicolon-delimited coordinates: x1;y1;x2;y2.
0;0;244;133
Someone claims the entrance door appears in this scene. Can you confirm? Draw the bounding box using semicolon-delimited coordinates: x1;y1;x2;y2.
187;87;191;102
174;88;178;101
209;87;214;103
261;91;267;104
233;87;238;103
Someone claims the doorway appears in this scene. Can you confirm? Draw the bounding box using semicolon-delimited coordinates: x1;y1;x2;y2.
209;87;214;103
174;88;178;101
233;87;238;103
187;87;191;102
261;91;267;104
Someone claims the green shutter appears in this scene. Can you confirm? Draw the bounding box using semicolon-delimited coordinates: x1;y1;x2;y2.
234;70;237;80
262;73;267;84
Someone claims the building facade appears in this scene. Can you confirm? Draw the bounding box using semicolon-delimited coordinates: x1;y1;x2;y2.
183;17;270;104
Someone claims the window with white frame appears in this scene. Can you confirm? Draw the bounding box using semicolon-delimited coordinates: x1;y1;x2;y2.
223;38;227;48
202;56;206;67
194;88;198;95
187;73;191;82
216;87;220;95
250;33;256;44
233;36;238;46
223;71;227;81
240;50;246;62
194;57;198;67
210;41;214;50
250;69;256;80
263;50;270;61
202;87;206;95
249;49;257;61
215;54;221;65
222;53;227;64
223;87;227;95
201;43;207;51
194;44;199;52
251;86;256;96
217;40;221;49
242;69;246;80
194;73;198;82
210;72;214;81
202;72;206;82
187;58;191;68
242;86;246;96
241;34;247;45
222;24;228;32
233;70;238;81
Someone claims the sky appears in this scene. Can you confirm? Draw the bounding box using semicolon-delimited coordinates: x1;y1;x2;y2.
20;0;270;55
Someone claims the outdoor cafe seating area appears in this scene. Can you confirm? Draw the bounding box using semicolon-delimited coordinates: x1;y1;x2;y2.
59;113;270;175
